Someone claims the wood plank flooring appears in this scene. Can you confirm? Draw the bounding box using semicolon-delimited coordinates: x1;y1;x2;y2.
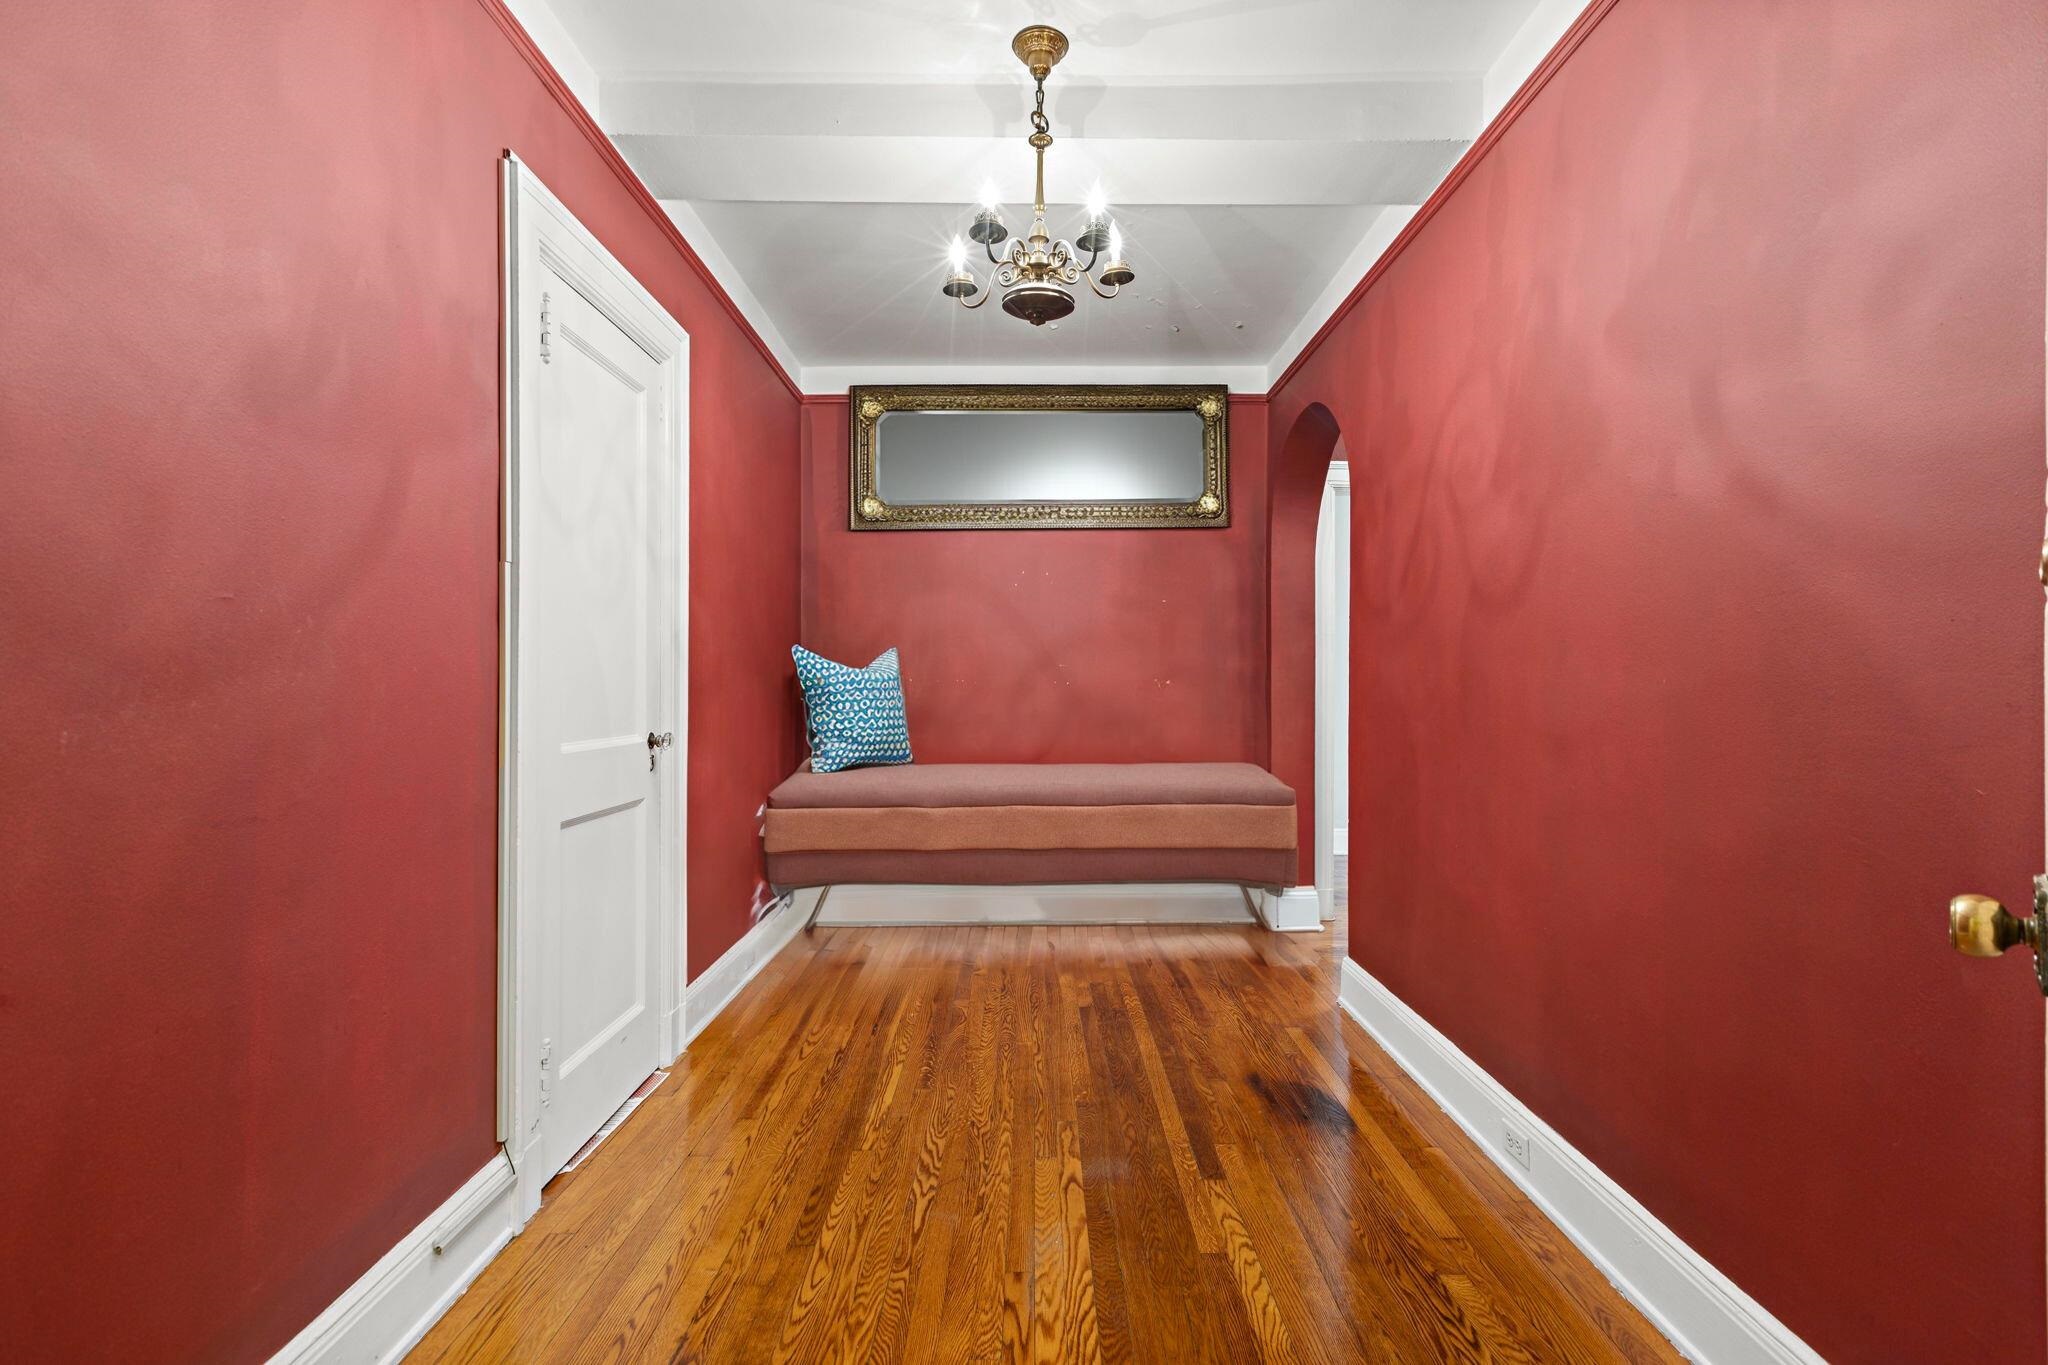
412;922;1677;1363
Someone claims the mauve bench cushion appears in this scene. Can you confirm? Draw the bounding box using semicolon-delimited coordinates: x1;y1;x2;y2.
764;802;1295;853
763;761;1297;891
767;762;1292;810
768;847;1295;889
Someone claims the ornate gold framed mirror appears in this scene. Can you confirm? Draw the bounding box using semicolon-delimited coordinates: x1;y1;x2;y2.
849;384;1229;530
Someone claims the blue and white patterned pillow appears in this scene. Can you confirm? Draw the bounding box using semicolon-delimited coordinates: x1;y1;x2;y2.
791;645;913;773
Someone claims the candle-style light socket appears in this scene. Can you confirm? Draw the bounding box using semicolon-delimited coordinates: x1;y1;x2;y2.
1098;260;1135;287
967;209;1009;246
940;273;978;299
1076;218;1112;255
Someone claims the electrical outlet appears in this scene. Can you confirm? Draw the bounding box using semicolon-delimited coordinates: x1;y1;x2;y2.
1502;1124;1532;1171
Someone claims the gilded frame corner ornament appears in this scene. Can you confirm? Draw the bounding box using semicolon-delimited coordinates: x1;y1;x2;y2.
848;384;1231;531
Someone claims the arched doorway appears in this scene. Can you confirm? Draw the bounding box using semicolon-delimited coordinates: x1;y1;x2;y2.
1267;403;1345;923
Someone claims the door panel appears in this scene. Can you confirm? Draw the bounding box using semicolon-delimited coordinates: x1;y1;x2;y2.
529;272;666;1177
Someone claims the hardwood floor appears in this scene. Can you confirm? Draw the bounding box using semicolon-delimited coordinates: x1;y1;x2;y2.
412;920;1677;1363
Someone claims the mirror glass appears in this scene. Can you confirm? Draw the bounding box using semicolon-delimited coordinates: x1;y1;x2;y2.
873;408;1206;505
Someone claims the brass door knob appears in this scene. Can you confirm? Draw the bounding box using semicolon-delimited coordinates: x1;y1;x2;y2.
1948;878;2048;994
1950;894;2038;956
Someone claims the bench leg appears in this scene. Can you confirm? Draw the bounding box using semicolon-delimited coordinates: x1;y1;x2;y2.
1239;884;1272;929
804;884;833;932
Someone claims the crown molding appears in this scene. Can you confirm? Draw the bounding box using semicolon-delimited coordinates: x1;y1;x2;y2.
481;0;1617;407
473;0;803;400
1264;205;1417;391
496;0;601;118
799;362;1269;396
655;200;801;381
1265;0;1618;393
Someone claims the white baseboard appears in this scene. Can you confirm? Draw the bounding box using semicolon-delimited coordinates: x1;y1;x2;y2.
269;1154;518;1365
810;882;1263;927
683;891;804;1046
1337;960;1821;1364
1269;885;1322;932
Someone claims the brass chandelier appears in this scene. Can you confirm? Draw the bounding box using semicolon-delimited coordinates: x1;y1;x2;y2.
941;25;1135;326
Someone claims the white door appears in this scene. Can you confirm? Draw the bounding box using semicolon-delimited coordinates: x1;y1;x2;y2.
503;157;687;1208
1314;460;1351;921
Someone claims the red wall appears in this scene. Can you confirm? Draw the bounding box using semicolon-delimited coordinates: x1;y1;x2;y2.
800;396;1270;765
1270;1;2047;1359
0;2;798;1359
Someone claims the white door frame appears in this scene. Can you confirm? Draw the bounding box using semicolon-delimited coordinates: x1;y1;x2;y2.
1314;459;1350;922
498;152;689;1222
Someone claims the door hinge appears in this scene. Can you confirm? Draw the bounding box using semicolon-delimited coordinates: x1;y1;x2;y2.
539;291;553;365
539;1036;553;1106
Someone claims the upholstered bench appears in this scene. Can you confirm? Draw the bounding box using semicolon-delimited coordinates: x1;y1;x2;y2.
764;763;1297;916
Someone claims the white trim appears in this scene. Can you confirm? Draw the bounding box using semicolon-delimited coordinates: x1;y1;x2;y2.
496;171;519;1150
656;200;803;384
267;1155;518;1365
1268;885;1323;932
1337;959;1823;1365
494;3;802;384
1264;206;1416;388
500;152;690;1222
809;882;1264;927
682;893;806;1046
1484;0;1595;122
1332;825;1348;856
507;0;1588;399
498;0;602;120
1262;3;1593;388
799;362;1268;395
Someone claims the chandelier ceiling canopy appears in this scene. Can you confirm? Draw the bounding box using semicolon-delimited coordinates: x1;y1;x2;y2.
940;26;1135;327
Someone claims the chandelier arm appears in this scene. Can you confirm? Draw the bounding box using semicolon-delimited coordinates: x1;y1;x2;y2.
984;237;1005;266
959;278;996;308
1084;273;1122;300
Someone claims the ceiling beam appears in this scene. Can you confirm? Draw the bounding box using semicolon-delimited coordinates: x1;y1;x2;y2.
613;134;1470;206
600;76;1481;144
603;72;1482;208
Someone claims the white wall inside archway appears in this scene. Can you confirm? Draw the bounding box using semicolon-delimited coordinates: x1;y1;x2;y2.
1314;448;1351;921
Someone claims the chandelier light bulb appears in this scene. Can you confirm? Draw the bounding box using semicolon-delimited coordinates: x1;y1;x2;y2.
948;235;967;272
979;179;1002;211
1086;184;1108;221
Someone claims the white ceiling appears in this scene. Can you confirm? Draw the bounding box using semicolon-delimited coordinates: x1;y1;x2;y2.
515;0;1583;388
683;201;1387;366
550;0;1543;79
